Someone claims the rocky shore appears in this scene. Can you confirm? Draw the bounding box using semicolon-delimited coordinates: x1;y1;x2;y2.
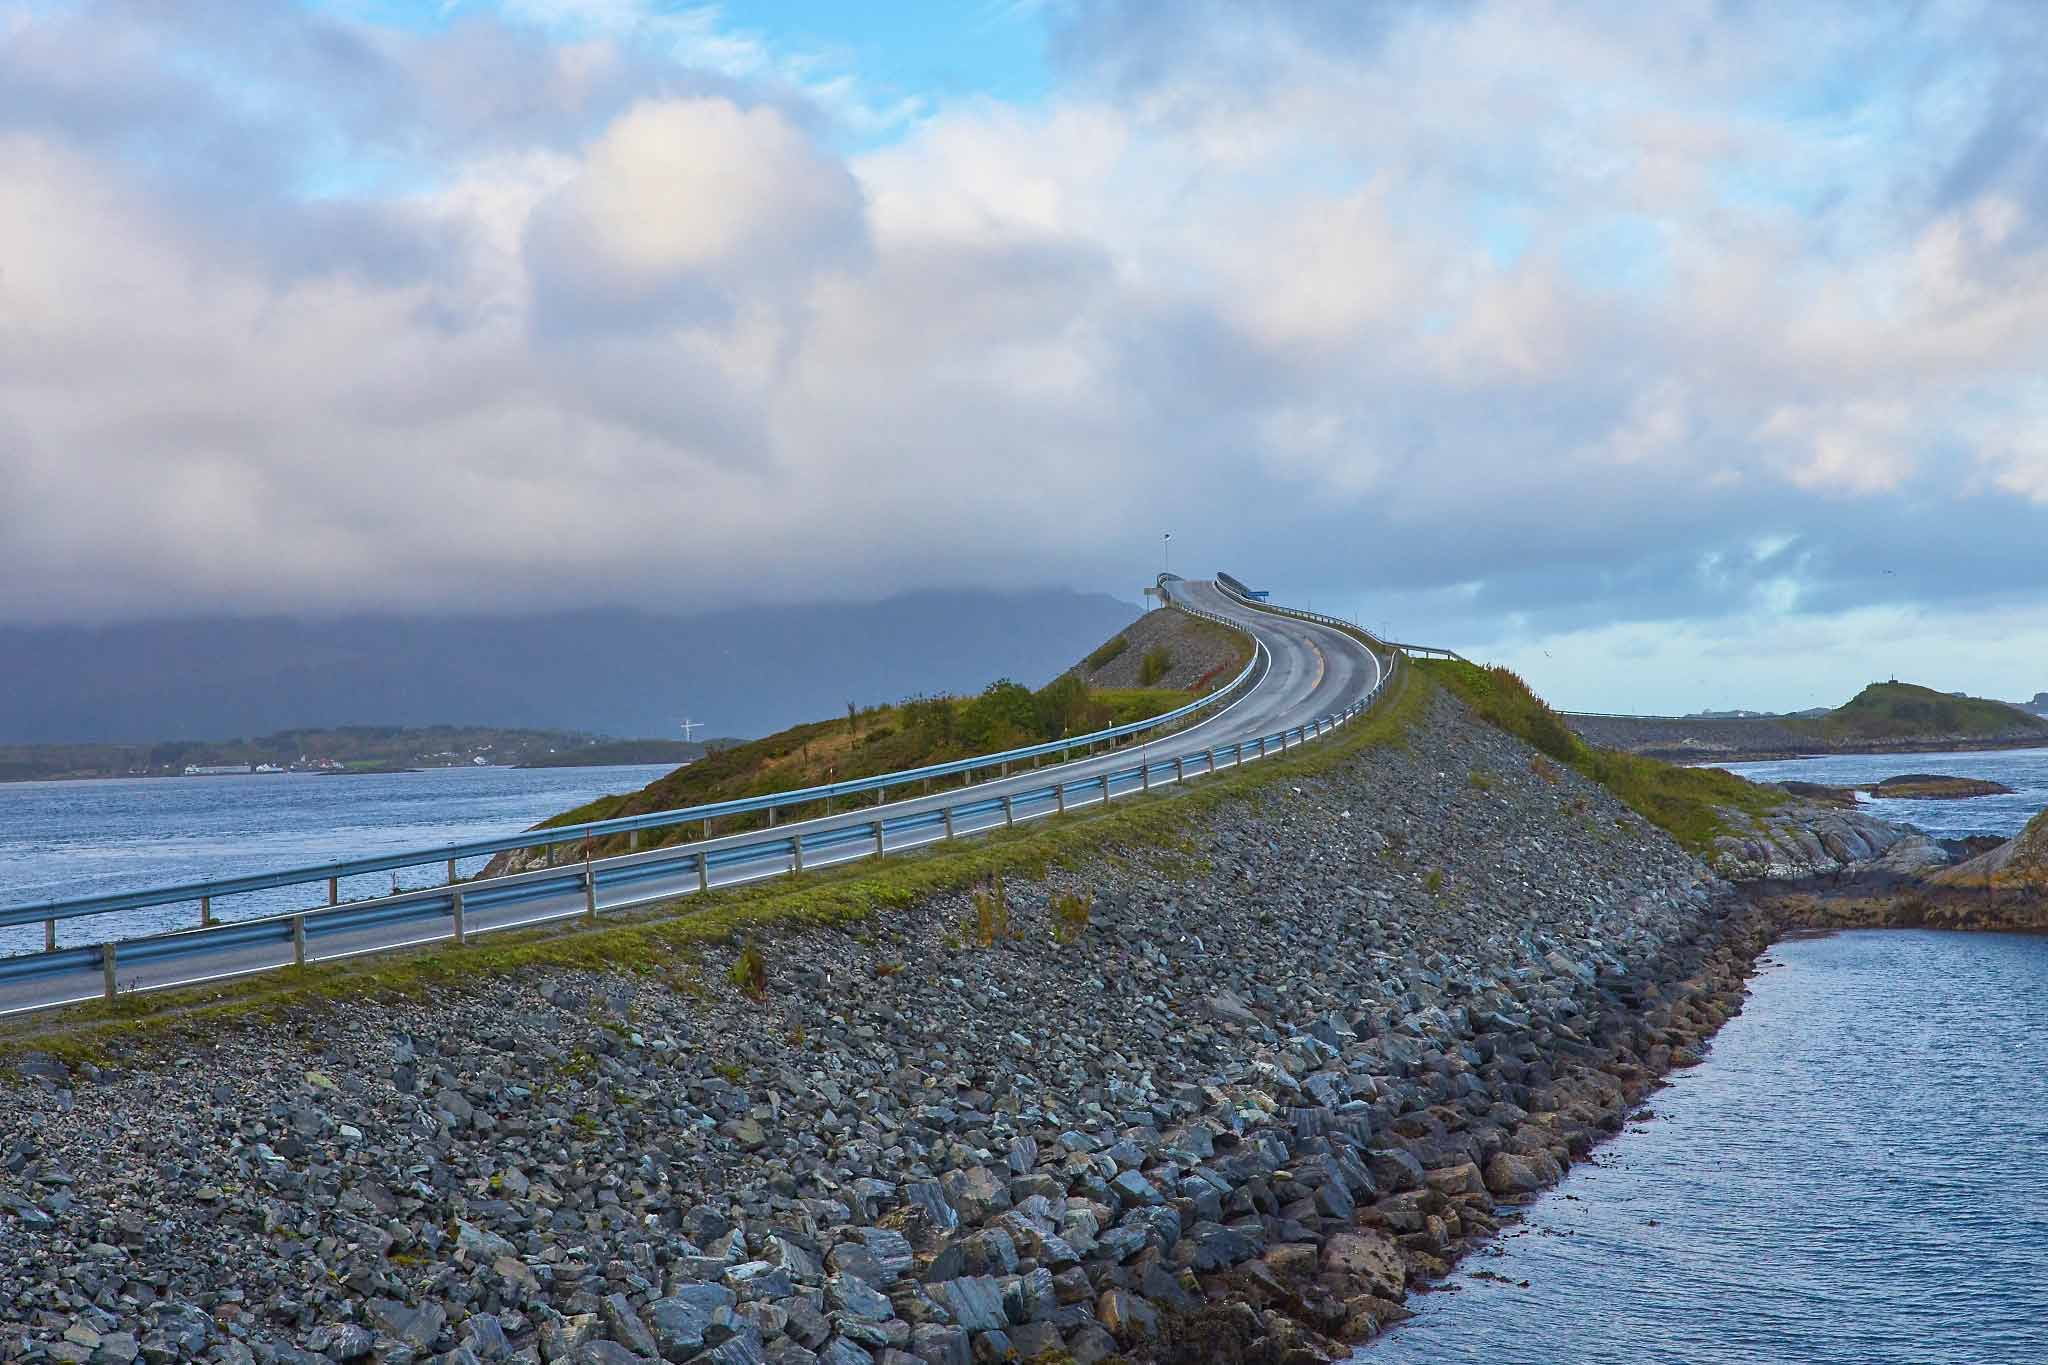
0;691;1792;1364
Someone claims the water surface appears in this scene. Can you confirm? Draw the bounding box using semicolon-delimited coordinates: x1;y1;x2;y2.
1719;746;2048;839
1362;929;2048;1364
0;765;676;954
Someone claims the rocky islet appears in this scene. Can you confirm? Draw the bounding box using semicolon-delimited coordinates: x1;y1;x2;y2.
0;691;1862;1363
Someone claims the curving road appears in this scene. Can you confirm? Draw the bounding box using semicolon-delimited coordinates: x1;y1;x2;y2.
0;581;1385;1016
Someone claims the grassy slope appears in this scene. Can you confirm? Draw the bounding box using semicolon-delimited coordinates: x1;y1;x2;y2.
2;657;1432;1070
1420;659;1787;853
1783;681;2048;745
528;687;1197;858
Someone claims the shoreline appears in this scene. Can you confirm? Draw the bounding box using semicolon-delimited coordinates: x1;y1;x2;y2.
0;685;2027;1365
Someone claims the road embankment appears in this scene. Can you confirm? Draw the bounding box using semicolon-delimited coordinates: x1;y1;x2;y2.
1;681;1771;1364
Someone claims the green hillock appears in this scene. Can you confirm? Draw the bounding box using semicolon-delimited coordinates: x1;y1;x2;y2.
515;677;1195;861
1789;681;2048;745
1420;659;1787;853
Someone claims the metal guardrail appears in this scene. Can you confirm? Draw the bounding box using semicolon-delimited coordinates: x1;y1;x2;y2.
1210;575;1465;662
2;640;1265;944
0;603;1391;1011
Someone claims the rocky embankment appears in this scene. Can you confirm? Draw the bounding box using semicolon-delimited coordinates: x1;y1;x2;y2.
3;692;1772;1365
1564;713;1815;762
1565;714;2048;763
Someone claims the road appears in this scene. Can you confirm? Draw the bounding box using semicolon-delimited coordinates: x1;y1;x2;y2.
0;580;1385;1016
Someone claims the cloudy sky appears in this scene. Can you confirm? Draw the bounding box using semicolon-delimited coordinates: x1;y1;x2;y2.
3;0;2046;713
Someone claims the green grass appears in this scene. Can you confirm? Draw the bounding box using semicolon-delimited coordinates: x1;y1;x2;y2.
0;662;1432;1072
1786;681;2048;744
1084;636;1129;670
1420;659;1786;853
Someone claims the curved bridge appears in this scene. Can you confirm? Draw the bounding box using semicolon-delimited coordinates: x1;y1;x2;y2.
0;577;1394;1017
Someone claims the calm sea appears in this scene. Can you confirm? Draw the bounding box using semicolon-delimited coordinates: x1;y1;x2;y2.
0;765;676;956
1719;745;2048;839
1360;930;2048;1363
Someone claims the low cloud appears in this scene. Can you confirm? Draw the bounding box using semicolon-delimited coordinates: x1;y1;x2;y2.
0;0;2045;710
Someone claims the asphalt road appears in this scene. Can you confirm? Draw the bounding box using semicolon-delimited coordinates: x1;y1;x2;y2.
0;581;1384;1016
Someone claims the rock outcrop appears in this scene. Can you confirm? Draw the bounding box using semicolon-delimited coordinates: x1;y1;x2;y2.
1708;798;1949;883
1930;808;2048;894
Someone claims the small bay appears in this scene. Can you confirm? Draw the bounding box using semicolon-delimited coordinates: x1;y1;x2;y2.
1359;928;2048;1364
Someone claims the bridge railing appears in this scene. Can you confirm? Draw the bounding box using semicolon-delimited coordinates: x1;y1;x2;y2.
0;616;1264;949
0;618;1398;1013
1211;575;1467;663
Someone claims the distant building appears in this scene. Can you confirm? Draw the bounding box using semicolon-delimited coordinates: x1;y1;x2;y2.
183;763;252;776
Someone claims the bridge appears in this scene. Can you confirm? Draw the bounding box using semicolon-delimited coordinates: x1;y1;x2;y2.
0;577;1413;1017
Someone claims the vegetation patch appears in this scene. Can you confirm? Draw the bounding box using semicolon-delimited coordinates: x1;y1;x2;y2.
1085;636;1130;670
1420;659;1787;853
1793;681;2048;745
1138;646;1175;687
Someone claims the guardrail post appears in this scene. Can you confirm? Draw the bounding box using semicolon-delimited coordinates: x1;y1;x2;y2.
791;835;805;874
200;895;213;928
584;866;597;923
1175;756;1186;784
942;808;955;839
292;915;307;968
1141;758;1151;792
697;854;710;893
766;805;776;828
1258;737;1268;759
872;821;885;856
328;876;339;906
629;830;639;851
1056;782;1067;814
876;786;887;806
1207;747;1218;774
102;944;116;1000
451;887;466;946
1002;795;1014;828
447;858;457;885
1100;773;1111;804
45;918;57;953
825;794;833;815
704;818;713;839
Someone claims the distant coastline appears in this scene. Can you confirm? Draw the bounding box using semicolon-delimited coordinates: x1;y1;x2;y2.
0;724;710;785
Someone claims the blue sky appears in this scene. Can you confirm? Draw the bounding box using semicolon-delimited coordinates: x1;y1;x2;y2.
3;0;2048;713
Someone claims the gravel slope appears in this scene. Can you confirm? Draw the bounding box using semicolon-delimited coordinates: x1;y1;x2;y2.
0;690;1758;1365
1066;609;1249;693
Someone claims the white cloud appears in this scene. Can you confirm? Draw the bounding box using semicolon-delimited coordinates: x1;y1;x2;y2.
0;0;2046;699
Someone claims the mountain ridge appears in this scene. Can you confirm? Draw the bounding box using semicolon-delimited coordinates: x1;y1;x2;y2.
0;589;1142;744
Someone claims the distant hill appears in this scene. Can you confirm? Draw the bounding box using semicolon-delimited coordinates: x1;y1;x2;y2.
1567;679;2048;761
1792;682;2048;746
0;589;1140;745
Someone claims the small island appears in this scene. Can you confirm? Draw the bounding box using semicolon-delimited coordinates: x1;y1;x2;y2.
1859;773;2015;800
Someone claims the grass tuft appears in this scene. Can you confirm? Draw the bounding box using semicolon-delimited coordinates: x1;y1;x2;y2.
727;942;767;1001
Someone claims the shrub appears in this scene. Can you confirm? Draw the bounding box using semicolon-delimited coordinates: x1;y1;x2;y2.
1425;868;1444;894
1086;636;1129;670
727;942;767;1000
961;679;1040;750
1050;889;1093;944
970;875;1010;947
1138;647;1174;687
